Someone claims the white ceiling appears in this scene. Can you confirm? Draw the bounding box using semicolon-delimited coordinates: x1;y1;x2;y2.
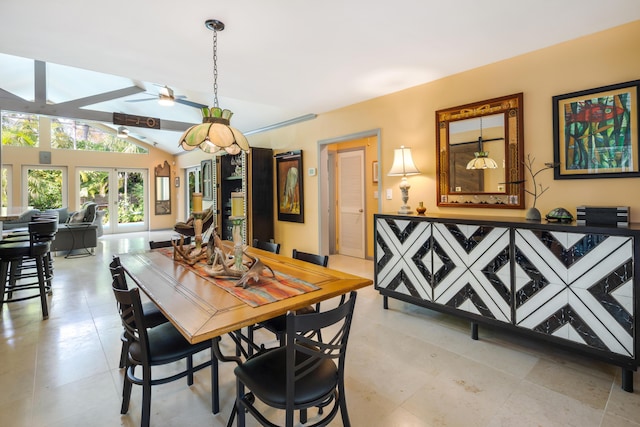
1;1;639;154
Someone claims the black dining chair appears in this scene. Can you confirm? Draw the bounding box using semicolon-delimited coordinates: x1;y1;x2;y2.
109;257;169;368
111;269;219;427
252;239;281;255
254;249;329;346
0;219;57;319
228;291;358;427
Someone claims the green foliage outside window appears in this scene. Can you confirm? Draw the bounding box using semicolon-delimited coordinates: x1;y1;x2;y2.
117;171;145;223
27;169;63;209
51;118;148;153
1;112;39;147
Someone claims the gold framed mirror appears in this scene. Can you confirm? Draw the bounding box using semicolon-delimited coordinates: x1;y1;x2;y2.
154;160;171;215
436;93;524;208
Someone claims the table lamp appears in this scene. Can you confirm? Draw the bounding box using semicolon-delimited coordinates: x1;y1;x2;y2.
387;146;421;214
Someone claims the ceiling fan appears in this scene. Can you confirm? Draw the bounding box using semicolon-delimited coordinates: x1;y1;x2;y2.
127;85;207;109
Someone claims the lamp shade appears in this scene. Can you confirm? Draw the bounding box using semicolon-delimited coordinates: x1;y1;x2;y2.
179;107;250;155
388;146;420;176
466;151;498;169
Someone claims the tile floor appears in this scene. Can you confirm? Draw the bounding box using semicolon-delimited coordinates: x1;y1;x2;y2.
0;231;639;426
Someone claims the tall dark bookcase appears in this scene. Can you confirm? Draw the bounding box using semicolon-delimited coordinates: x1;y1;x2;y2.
214;147;274;244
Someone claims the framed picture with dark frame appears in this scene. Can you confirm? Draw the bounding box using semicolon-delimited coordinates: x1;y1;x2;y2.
201;158;214;200
553;80;640;179
372;161;379;183
275;150;304;223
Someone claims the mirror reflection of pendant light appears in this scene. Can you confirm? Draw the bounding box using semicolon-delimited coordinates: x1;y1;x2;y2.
179;19;249;155
387;146;421;214
466;117;498;169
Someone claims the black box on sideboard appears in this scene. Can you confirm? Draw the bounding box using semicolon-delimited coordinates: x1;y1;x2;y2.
576;206;630;227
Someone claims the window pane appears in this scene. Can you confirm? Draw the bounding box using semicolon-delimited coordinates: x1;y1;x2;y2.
1;167;9;208
51;118;148;153
1;111;39;147
27;168;63;209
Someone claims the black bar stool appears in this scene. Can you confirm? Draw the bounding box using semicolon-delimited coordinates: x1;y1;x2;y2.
0;219;58;319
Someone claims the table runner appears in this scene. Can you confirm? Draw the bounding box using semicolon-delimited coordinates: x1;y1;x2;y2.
156;247;319;307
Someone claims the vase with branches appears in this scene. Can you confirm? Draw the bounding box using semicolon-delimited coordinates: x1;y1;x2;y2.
522;154;557;220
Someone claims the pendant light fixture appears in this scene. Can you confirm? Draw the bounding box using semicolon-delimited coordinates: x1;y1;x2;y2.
466;117;498;170
179;19;250;155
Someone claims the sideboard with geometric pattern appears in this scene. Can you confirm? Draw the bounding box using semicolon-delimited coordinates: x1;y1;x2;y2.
374;213;639;392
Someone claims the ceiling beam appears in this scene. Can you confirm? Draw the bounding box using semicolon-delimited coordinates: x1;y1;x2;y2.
34;60;46;104
0;59;195;132
0;88;23;101
55;86;145;109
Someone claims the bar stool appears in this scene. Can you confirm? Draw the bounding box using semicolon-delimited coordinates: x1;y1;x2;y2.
0;219;57;319
1;214;58;293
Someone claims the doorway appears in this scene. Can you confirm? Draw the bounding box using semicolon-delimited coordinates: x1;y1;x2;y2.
77;168;148;234
185;165;202;216
318;129;381;259
337;150;365;258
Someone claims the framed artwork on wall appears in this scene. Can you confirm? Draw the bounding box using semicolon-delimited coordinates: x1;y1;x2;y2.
553;80;640;179
275;150;304;223
201;158;213;200
372;161;379;183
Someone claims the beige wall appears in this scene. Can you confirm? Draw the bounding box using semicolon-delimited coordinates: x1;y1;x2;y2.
243;21;640;257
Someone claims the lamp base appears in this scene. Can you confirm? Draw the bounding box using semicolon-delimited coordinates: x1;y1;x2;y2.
398;205;413;215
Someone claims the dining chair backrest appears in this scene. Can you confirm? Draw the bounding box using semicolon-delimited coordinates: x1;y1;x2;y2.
292;249;328;267
109;257;129;292
232;291;358;426
252;239;281;254
111;284;147;363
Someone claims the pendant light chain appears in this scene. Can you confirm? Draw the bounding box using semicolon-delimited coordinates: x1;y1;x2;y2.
212;28;219;109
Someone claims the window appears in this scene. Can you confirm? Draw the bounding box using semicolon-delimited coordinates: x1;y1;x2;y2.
24;166;66;210
1;111;39;147
51;118;148;153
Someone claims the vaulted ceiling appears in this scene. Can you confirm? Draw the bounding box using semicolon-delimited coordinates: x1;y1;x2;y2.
1;1;639;154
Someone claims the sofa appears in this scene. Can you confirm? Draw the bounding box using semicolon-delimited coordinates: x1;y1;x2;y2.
3;202;104;255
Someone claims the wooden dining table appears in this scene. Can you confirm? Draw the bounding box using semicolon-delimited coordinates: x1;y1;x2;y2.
117;243;372;345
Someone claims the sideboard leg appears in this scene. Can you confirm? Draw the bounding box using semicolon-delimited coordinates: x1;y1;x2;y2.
621;368;634;392
383;295;388;309
471;322;479;340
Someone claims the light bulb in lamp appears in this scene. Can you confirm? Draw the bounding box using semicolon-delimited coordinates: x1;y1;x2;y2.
387;146;421;214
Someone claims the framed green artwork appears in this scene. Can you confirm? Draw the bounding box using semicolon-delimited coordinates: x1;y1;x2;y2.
553;80;640;179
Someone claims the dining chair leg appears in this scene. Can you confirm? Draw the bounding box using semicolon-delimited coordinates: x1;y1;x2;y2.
187;355;194;386
211;346;220;414
44;252;53;295
141;366;152;427
121;369;133;414
7;260;18;300
236;379;246;427
35;256;49;319
339;384;351;427
0;260;8;309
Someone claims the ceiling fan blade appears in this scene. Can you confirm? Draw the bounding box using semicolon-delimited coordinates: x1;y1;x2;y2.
175;98;208;109
126;97;156;103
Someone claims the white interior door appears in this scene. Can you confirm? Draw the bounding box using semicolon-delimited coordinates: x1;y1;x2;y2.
337;150;365;258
